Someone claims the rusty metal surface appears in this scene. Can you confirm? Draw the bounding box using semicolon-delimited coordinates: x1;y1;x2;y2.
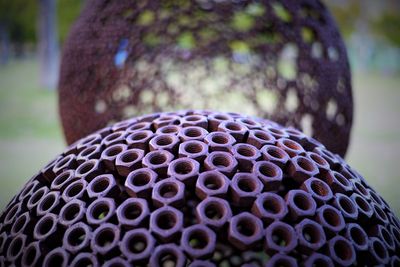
59;0;353;157
0;110;397;266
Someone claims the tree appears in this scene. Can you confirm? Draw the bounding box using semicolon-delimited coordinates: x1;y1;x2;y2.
38;0;59;89
371;11;400;47
0;0;37;63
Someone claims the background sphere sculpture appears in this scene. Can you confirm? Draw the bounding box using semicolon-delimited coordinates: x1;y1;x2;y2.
59;0;353;157
1;110;398;267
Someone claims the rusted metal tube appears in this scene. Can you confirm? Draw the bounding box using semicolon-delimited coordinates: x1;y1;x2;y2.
195;197;232;230
149;244;186;267
42;247;69;267
62;222;92;253
21;241;41;267
58;199;86;226
120;228;154;263
116;198;149;229
181;224;216;259
228;212;264;250
251;192;288;223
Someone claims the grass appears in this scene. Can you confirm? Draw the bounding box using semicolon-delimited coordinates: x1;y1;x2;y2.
0;59;399;215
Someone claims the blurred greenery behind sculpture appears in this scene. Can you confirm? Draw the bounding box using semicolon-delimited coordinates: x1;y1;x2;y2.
0;0;399;81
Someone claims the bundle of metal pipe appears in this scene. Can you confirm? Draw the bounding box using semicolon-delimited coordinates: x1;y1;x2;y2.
1;110;398;266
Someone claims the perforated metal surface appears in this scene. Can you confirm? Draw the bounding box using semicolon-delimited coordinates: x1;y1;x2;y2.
59;0;353;156
0;111;398;267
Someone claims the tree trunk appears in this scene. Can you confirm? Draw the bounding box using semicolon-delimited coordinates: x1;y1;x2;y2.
0;23;10;65
38;0;59;90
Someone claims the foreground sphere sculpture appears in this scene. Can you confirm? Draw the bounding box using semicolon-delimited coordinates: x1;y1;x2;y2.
1;110;398;267
59;0;353;156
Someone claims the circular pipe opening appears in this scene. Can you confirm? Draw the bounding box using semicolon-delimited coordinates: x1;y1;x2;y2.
157;252;177;267
67;226;87;247
211;154;231;168
204;203;224;220
333;239;353;261
322;208;341;227
237;178;257;193
203;174;223;190
8;236;24;258
349;225;367;247
224;122;243;131
128;234;148;254
296;157;315;172
302;224;322;244
91;177;110;193
271;226;293;248
174;160;193;175
149;153;167;165
37;216;56;236
80;145;96;157
188;230;209;249
96;228;116;247
128;122;149;132
53;171;72;186
104;132;124;143
263;197;283;214
258;162;278;178
122;202;143;220
28;188;46;207
130;171;151;187
22;244;38;266
159;125;180;134
129;131;150;141
236;145;256;157
182;127;202;138
91;202;111;220
310;180;330;196
104;145;124;157
293;193;312;211
282;139;303;151
121;151;140;163
62;203;81;222
159;182;178;199
156;211;177;230
264;146;286;159
76;161;96;175
211;134;229;144
338;196;356;214
353;195;372;213
44;251;67;267
65;181;85;198
183;142;203;154
11;213;28;234
155;135;174;146
38;193;57;212
333;172;351;187
237;217;257;237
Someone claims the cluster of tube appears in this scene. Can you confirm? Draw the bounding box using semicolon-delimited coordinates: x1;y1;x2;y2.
0;111;398;266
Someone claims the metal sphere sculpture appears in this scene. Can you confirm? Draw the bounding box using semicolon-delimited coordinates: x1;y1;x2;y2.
59;0;353;156
1;110;398;267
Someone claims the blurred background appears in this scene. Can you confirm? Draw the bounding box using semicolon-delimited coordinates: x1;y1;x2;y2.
0;0;399;214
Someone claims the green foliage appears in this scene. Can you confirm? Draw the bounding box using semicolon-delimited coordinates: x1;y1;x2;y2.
325;2;360;39
0;0;82;44
58;0;83;44
0;0;37;42
371;11;400;47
